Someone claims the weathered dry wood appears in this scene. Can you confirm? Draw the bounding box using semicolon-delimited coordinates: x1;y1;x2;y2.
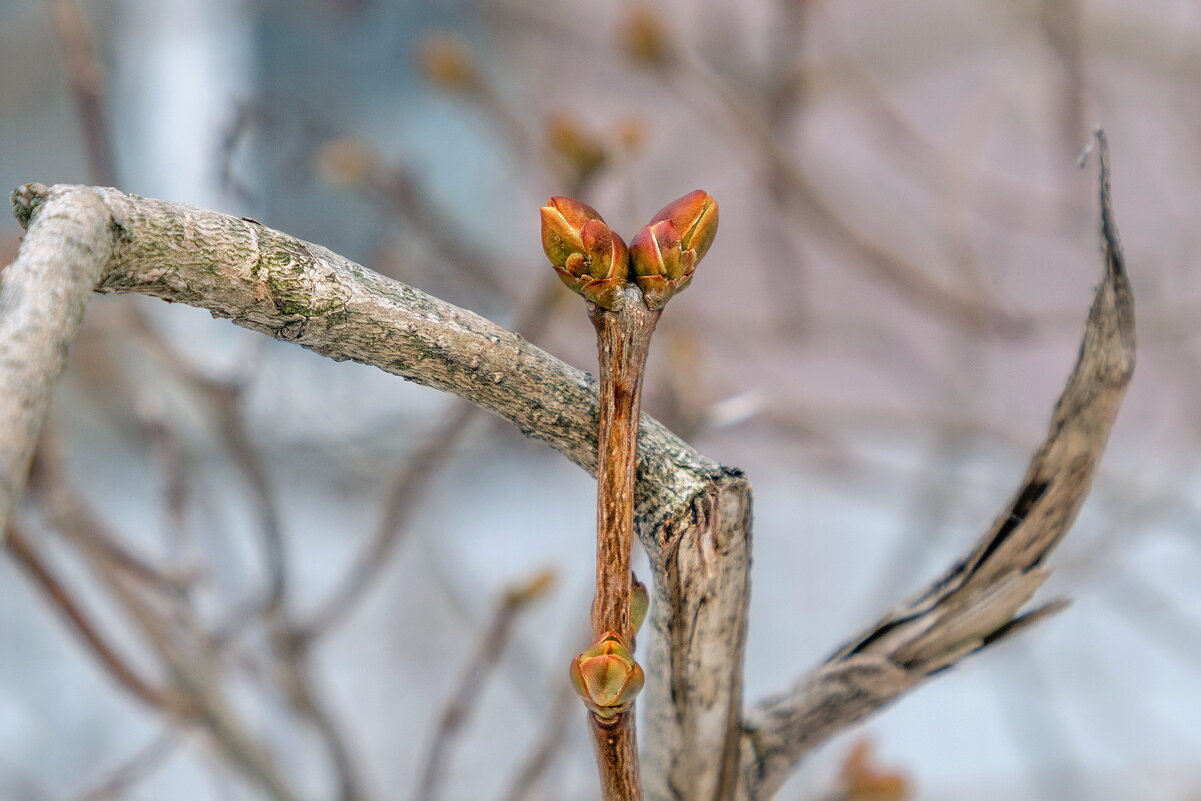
643;473;752;801
737;130;1134;800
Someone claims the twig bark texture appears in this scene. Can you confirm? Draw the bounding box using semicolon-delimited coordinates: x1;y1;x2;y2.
584;292;661;801
588;296;660;643
1;131;1132;800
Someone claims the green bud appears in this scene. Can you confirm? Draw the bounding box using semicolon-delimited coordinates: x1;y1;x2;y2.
630;573;649;636
568;631;645;718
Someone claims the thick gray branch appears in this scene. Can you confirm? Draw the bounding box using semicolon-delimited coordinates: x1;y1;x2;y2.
4;183;750;800
0;184;113;537
8;184;723;528
737;130;1135;800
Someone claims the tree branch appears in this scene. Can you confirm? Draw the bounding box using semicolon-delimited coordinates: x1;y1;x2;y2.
736;130;1135;800
5;182;751;800
0;184;113;538
8;183;720;521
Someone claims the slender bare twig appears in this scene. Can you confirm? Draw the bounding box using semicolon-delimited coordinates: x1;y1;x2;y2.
300;401;475;640
414;570;556;801
499;680;576;801
72;730;179;801
138;402;197;575
46;0;118;187
272;635;367;801
5;522;189;715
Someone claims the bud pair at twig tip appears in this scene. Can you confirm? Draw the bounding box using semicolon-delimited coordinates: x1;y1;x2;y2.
540;190;719;310
541;197;629;310
569;632;645;719
629;189;718;310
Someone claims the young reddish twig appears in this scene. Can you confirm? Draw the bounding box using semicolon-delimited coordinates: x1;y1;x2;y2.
541;190;718;801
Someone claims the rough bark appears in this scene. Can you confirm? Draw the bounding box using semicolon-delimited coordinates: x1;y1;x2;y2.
0;184;113;538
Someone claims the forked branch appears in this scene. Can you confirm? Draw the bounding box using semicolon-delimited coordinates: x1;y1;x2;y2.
3;179;747;800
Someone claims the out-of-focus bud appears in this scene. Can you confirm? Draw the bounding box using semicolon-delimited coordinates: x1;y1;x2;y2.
629;190;718;309
614;117;647;154
569;632;645;719
839;739;911;801
417;33;478;92
630;573;649;635
547;115;607;187
315;138;377;188
540;197;629;309
617;6;675;69
503;567;558;609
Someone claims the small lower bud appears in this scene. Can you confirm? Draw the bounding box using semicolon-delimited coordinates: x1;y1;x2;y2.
569;632;644;718
630;573;649;636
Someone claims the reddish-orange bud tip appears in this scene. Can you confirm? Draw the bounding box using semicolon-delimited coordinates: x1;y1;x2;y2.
629;191;717;308
540;197;629;309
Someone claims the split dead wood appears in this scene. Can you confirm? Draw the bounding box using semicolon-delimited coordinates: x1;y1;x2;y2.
737;130;1134;799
